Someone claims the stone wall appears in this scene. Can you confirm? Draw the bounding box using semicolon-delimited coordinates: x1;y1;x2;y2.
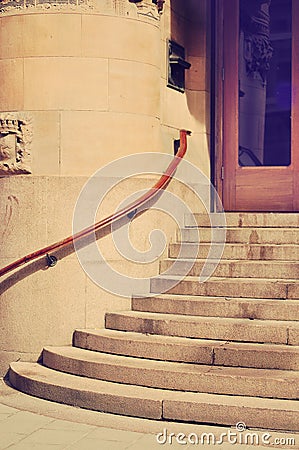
0;0;211;375
160;0;211;176
0;2;161;176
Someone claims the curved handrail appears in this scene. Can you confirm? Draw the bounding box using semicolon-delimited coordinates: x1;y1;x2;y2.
0;129;191;278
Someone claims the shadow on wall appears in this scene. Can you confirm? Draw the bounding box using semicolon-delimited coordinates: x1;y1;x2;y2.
0;189;165;296
170;0;210;139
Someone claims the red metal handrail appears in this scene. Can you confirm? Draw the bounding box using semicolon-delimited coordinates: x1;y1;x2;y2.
0;130;191;278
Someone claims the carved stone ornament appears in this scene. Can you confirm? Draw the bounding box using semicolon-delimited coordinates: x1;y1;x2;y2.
0;0;94;14
153;0;164;13
0;0;145;15
129;0;164;19
0;0;127;14
240;0;273;81
0;113;32;176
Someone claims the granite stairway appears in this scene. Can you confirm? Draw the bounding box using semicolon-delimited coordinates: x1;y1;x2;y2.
9;213;299;432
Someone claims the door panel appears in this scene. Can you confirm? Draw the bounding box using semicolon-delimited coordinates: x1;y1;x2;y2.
236;167;294;210
222;0;299;211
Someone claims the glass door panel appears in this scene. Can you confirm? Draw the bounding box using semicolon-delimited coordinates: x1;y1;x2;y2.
238;0;292;167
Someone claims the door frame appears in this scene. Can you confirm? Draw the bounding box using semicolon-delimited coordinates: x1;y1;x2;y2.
214;0;299;212
212;0;225;211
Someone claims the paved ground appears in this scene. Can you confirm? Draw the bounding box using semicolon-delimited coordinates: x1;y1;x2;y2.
0;380;298;449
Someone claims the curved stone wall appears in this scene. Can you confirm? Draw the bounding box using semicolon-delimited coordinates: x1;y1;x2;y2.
0;2;161;176
0;0;211;375
0;1;163;374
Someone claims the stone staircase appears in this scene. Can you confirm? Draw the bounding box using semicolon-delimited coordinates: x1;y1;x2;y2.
8;213;299;432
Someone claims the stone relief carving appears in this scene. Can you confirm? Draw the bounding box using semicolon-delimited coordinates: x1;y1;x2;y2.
240;0;273;81
0;195;19;242
0;0;140;15
0;114;32;175
0;0;163;16
152;0;164;13
0;0;107;14
128;0;163;19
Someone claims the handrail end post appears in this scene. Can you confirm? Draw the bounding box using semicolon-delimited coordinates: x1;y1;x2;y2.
180;129;192;137
46;253;58;268
178;129;192;157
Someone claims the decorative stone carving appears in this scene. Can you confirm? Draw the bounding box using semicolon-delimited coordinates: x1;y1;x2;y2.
152;0;164;13
0;0;157;16
128;0;163;19
0;0;162;19
0;114;32;175
0;0;97;14
240;0;273;81
113;0;125;15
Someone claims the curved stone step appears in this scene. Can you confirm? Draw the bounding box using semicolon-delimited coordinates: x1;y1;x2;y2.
9;362;162;420
184;212;299;228
150;275;299;300
42;346;299;399
105;311;299;345
74;328;299;370
181;227;299;244
161;258;299;280
169;242;299;261
132;294;299;321
9;362;299;431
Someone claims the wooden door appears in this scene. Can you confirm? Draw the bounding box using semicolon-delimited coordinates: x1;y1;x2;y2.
221;0;299;211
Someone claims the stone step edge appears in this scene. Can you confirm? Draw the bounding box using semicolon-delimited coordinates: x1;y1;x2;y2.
184;212;299;228
151;274;299;283
105;311;299;345
132;293;299;303
169;242;299;261
42;346;299;399
179;228;299;244
162;257;299;264
171;242;299;247
106;310;299;325
152;275;299;285
159;259;299;280
9;362;299;431
150;275;299;301
73;328;299;370
2;380;298;443
161;258;299;269
185;225;299;229
181;226;299;231
131;295;299;321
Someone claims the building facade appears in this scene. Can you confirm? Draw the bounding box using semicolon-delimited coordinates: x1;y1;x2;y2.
0;0;298;372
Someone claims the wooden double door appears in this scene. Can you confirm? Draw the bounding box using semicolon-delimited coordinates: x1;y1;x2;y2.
219;0;299;211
